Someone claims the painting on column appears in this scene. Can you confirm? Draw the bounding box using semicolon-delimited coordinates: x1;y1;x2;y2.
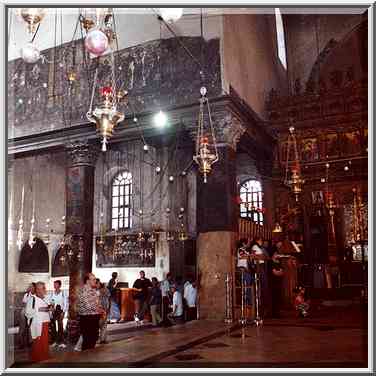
324;133;339;158
342;130;362;156
301;138;319;162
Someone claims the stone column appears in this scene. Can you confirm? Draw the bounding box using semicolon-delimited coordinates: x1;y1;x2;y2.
65;140;97;341
195;112;245;320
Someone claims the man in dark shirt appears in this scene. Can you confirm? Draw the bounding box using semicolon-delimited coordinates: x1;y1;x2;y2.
133;270;152;322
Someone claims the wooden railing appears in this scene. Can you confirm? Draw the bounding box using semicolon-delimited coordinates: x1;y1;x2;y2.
238;218;272;241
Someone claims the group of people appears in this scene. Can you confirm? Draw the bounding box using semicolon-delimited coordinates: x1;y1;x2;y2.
76;270;198;351
20;270;198;363
21;280;68;362
236;236;310;319
130;270;198;326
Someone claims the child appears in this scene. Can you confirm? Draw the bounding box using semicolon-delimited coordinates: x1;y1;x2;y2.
294;286;310;318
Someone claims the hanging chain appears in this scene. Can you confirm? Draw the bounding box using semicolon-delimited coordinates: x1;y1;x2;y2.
206;98;218;160
88;67;98;115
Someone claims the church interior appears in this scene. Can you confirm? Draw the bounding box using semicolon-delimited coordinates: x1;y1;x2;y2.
6;6;369;370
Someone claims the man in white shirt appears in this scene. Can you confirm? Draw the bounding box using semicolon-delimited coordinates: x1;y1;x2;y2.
47;280;68;348
183;280;197;321
168;285;183;324
25;281;52;362
237;238;251;269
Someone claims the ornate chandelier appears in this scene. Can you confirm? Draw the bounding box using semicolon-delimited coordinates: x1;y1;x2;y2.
87;86;125;151
284;127;304;201
85;9;126;152
193;87;219;183
18;8;46;34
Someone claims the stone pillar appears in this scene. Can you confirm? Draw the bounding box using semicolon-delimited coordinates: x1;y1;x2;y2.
195;112;245;320
65;140;97;341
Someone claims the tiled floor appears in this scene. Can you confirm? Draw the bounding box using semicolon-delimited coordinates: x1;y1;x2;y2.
11;304;368;369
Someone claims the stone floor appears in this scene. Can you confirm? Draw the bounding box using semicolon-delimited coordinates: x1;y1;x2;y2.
11;304;368;369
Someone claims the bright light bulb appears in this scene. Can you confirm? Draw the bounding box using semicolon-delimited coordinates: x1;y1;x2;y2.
154;110;167;128
143;144;149;152
159;8;183;23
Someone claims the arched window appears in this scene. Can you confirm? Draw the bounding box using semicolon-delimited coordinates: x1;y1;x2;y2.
239;179;263;224
111;171;132;231
275;8;287;69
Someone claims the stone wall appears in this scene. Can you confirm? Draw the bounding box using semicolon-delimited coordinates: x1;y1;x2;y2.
8;138;195;295
8;36;222;139
222;14;288;119
284;13;365;87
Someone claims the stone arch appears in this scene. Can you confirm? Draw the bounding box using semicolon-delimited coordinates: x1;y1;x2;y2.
307;19;367;88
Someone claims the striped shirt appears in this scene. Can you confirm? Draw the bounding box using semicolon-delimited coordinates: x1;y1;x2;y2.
77;284;100;316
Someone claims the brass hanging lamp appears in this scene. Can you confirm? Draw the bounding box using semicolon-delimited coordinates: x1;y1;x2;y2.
284;127;304;201
193;87;219;183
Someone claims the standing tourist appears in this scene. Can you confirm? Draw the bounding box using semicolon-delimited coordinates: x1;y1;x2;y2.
132;270;152;322
25;281;51;362
183;279;198;321
250;236;270;316
19;282;36;348
47;280;68;348
149;277;162;326
168;285;184;324
237;238;252;269
160;272;173;323
107;272;121;323
77;273;104;350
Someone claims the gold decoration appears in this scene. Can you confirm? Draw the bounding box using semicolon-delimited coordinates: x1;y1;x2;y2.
272;223;283;233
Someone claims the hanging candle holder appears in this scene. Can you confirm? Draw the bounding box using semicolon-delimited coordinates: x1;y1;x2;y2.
87;86;125;152
148;232;157;243
284;127;304;202
18;8;46;34
193;87;219;183
178;226;188;242
166;231;175;242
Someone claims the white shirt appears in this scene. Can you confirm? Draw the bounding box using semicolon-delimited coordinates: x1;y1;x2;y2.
172;291;183;317
237;247;249;269
160;279;171;297
22;292;34;305
184;283;197;307
25;295;50;339
46;290;68;313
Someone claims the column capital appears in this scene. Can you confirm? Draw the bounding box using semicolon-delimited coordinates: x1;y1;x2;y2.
65;140;98;167
187;108;246;151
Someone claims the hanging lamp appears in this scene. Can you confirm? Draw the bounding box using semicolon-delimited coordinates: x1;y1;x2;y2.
86;10;126;152
193;87;219;183
18;8;46;34
284;127;304;201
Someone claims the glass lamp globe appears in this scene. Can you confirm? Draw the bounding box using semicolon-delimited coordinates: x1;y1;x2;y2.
84;29;109;56
20;43;41;64
159;8;183;23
